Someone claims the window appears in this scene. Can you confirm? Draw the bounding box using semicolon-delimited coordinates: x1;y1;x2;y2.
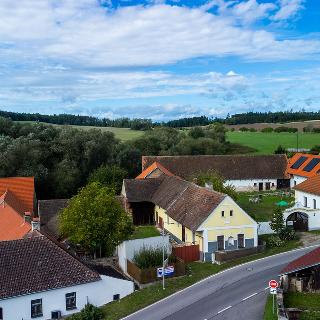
221;211;225;217
253;183;257;187
230;210;233;217
304;196;308;208
314;199;317;209
294;180;297;186
66;292;77;310
31;299;43;318
238;234;245;249
113;294;120;301
0;307;3;320
271;183;275;187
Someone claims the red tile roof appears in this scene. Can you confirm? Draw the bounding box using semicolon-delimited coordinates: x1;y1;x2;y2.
281;247;320;275
287;153;320;178
293;175;320;196
136;161;175;179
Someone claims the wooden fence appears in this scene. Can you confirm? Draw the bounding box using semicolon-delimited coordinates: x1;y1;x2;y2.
172;244;200;262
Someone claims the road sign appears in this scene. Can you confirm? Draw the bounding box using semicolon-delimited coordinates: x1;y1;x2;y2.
269;280;279;289
157;266;174;278
270;288;277;295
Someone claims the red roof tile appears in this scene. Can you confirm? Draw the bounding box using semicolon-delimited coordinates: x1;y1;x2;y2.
281;247;320;274
287;153;320;178
293;175;320;196
136;162;175;179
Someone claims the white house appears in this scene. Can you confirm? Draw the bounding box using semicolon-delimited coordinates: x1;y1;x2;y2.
284;175;320;231
138;155;290;192
0;233;134;320
287;153;320;188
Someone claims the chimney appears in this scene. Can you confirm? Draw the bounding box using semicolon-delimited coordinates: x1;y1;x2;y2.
31;217;40;231
24;212;31;224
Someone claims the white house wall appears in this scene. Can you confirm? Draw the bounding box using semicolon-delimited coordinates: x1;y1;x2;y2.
0;276;134;320
291;175;307;188
224;179;278;192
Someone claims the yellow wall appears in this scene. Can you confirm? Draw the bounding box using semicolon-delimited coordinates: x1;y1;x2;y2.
201;197;255;229
207;227;255;242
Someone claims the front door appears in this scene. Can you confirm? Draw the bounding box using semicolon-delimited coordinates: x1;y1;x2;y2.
265;182;271;190
159;217;163;229
182;226;186;242
259;182;263;191
217;235;224;251
238;234;245;248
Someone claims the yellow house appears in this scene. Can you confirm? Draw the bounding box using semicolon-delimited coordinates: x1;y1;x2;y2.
122;174;258;262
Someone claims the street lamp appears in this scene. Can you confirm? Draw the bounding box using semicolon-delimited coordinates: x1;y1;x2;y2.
162;221;175;290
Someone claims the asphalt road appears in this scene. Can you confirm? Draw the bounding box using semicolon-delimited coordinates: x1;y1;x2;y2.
123;245;318;320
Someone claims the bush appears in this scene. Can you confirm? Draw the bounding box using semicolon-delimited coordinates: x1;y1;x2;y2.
274;126;298;133
68;304;104;320
274;145;286;154
266;235;285;248
239;127;249;132
279;227;296;241
261;127;274;133
249;128;257;132
133;246;174;269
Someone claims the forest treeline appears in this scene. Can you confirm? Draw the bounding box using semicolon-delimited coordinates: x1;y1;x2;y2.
0;117;251;199
1;109;320;129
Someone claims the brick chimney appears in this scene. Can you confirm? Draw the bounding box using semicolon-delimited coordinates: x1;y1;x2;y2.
31;217;40;231
24;212;31;224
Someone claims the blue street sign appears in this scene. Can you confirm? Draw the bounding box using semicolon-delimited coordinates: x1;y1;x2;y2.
157;266;174;277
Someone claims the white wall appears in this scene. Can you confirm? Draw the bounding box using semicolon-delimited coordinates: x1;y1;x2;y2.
224;179;278;192
117;236;171;274
257;221;275;235
0;276;134;320
290;175;307;188
295;190;320;210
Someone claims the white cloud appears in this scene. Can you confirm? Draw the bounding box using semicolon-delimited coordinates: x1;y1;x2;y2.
272;0;305;21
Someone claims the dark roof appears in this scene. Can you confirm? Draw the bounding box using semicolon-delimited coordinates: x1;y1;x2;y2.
281;247;320;275
86;263;128;280
38;199;69;238
0;235;100;300
142;155;289;180
294;175;320;196
123;176;226;230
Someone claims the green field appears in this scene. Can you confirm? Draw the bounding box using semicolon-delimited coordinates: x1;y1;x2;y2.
16;121;144;141
227;131;319;154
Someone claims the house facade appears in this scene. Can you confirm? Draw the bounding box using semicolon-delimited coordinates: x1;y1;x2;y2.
122;175;258;262
139;155;289;192
0;234;134;320
284;175;320;231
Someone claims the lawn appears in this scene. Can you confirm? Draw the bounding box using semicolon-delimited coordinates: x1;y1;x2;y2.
263;295;278;320
129;225;160;240
227;131;320;154
284;292;320;320
102;235;301;320
236;191;294;222
15;121;144;141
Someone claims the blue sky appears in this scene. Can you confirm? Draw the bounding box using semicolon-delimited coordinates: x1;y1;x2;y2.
0;0;319;120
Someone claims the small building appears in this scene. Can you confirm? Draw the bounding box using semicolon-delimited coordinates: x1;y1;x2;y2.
122;175;258;262
287;153;320;188
138;154;289;192
284;175;320;231
0;177;37;241
0;233;134;320
280;246;320;293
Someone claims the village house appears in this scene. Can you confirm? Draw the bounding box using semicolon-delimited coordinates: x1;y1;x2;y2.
0;177;37;241
287;153;320;188
122;175;258;262
284;175;320;231
138;154;289;192
0;232;134;320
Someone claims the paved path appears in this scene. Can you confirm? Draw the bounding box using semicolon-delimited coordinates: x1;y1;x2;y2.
123;246;318;320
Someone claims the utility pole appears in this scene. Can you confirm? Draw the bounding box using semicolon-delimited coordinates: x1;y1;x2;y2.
296;131;299;152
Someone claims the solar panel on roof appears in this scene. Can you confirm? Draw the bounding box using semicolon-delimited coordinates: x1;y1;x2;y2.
290;156;308;169
303;158;320;172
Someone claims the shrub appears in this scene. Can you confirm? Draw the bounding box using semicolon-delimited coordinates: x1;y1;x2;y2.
274;126;298;133
68;304;104;320
239;127;249;132
266;235;285;248
274;145;286;154
249;128;257;132
261;127;274;133
279;227;296;241
133;246;174;269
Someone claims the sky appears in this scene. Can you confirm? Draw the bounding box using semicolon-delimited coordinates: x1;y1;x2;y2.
0;0;319;121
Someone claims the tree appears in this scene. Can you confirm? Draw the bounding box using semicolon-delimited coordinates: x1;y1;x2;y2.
88;165;127;194
59;182;133;256
270;206;285;235
274;145;286;154
191;170;238;200
188;127;205;139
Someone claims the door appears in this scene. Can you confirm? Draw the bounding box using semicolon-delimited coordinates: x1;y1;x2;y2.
259;182;263;191
265;182;271;190
217;235;224;251
156;212;158;224
286;212;308;231
159;217;163;229
238;234;245;248
182;226;186;242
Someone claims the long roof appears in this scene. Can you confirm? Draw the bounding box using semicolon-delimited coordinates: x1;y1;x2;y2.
287;153;320;178
281;247;320;275
0;234;100;300
293;175;320;196
142;155;288;180
123;175;226;230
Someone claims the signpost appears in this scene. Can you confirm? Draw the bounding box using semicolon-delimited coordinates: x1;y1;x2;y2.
157;266;174;278
268;280;279;315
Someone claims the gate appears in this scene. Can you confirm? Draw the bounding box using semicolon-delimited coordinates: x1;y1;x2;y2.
172;244;200;262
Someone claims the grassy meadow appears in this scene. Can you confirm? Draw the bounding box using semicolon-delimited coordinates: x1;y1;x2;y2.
227;131;319;154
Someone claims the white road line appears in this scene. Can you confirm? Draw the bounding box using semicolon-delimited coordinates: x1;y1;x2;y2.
217;306;232;314
242;292;258;301
265;286;270;290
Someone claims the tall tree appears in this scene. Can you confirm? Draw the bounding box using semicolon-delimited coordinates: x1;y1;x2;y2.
270;206;285;235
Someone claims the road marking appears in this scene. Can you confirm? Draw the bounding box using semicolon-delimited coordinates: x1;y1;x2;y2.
265;286;269;290
242;292;258;301
217;306;232;314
